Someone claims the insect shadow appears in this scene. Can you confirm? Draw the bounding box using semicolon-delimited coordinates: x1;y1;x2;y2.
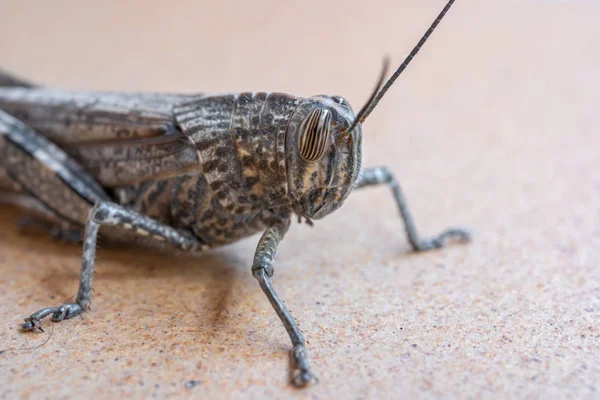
4;210;252;337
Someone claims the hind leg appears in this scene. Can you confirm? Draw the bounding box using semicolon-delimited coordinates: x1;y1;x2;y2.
0;110;205;331
1;109;110;330
23;201;203;331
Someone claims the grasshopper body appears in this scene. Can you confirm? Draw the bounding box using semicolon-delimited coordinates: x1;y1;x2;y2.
0;89;359;247
0;0;470;387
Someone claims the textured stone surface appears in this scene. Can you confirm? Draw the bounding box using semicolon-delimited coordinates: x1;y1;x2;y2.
0;1;598;399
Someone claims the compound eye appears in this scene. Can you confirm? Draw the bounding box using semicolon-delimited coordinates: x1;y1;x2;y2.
297;109;332;162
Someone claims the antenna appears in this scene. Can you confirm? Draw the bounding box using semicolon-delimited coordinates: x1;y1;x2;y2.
348;0;457;132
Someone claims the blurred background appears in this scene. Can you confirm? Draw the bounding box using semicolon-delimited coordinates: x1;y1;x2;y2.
1;1;598;399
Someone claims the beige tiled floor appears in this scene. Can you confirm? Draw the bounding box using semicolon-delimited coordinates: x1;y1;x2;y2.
0;1;598;398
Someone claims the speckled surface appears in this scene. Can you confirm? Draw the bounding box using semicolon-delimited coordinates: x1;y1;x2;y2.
0;1;599;399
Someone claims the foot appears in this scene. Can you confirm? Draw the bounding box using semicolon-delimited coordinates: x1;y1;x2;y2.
290;344;317;388
412;227;471;252
22;303;84;332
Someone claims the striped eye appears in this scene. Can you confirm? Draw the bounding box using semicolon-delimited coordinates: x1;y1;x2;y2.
297;109;332;162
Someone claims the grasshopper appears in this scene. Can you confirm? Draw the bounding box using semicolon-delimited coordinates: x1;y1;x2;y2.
0;0;469;387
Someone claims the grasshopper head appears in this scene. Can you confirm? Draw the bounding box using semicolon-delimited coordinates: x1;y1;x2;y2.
285;95;362;220
284;0;454;220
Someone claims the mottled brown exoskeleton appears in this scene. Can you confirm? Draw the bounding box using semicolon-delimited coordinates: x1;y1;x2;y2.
0;0;469;387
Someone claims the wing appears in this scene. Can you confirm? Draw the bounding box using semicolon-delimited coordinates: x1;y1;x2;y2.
64;135;200;187
0;87;204;187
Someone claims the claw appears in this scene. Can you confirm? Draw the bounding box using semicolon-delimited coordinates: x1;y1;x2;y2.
22;319;33;331
290;344;317;388
21;303;83;333
414;227;471;252
292;369;318;388
444;228;471;243
23;318;43;332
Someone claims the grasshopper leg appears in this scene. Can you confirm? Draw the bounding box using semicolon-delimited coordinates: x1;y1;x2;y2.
23;201;204;332
0;109;108;329
0;108;206;334
355;166;471;251
252;220;317;387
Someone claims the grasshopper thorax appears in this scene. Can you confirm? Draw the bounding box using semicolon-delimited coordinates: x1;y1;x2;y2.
285;95;362;221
